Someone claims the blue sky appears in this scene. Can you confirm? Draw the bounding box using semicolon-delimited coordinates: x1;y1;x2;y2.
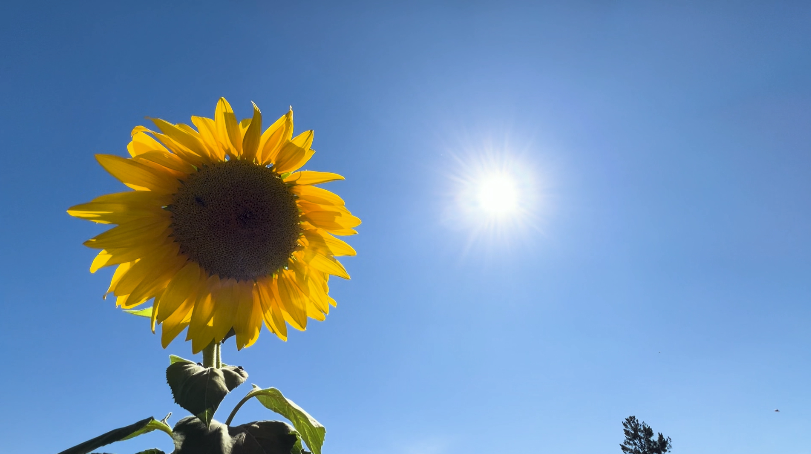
1;2;810;453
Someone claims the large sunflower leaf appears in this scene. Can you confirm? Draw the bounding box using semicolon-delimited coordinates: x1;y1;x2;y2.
57;417;172;454
171;417;298;454
229;420;300;454
243;386;324;454
166;357;248;427
171;417;232;454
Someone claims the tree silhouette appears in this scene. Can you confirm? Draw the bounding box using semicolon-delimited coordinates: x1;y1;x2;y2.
620;416;672;454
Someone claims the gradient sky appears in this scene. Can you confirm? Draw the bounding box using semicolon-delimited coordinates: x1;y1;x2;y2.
1;2;811;453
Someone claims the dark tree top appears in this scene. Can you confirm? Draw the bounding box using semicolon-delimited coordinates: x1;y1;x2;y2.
620;416;672;454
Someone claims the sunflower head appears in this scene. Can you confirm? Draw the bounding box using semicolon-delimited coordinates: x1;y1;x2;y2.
68;98;360;353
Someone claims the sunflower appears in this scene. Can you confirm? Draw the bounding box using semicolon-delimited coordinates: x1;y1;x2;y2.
68;98;359;353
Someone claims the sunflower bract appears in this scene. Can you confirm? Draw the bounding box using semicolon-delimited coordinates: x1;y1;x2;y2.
68;98;359;353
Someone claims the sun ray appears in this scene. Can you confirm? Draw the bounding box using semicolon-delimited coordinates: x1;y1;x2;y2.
442;139;549;253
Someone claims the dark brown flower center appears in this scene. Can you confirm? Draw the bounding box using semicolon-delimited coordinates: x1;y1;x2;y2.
168;159;300;281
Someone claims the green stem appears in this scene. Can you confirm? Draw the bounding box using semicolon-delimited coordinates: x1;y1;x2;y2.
216;342;222;369
225;392;254;426
202;341;220;368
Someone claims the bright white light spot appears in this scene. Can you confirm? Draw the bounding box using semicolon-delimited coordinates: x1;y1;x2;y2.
441;136;551;253
476;174;519;216
446;153;541;245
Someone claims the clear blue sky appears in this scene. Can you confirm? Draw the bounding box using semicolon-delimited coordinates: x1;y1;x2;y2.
1;2;810;453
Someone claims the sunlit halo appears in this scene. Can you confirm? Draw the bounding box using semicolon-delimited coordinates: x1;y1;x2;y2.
444;146;544;249
476;173;519;216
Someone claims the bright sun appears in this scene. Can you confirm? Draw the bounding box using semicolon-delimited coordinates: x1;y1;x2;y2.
443;143;549;248
445;146;544;247
476;173;519;216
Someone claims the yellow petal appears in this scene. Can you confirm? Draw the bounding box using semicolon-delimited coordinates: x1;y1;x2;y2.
150;131;209;167
112;245;181;301
276;272;308;330
301;223;357;236
178;122;217;160
85;190;172;207
116;294;133;308
177;123;201;136
90;251;113;272
233;282;262;350
258;109;293;165
149;117;212;161
95;235;174;271
128;131;168;157
257;277;288;340
161;296;194;348
134;150;196;174
191;116;226;160
292;185;345;206
306;302;327;321
305;253;350;280
273;130;314;173
96;154;181;193
126;252;186;309
131;125;208;168
84;217;170;249
315;270;335;302
68;199;169;225
239;118;251;137
306;278;333;314
302;210;362;230
188;275;219;353
302;230;357;256
284;171;344;185
156;261;203;323
241;102;263;162
298;200;355;218
106;262;134;297
150;290;164;332
210;279;239;344
215;98;241;158
289;261;330;318
251;286;271;328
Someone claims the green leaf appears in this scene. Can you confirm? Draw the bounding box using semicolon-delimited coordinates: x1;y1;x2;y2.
171;417;298;454
57;417;172;454
290;431;304;454
121;418;173;440
229;421;299;454
166;361;248;427
169;354;192;365
244;386;325;454
124;306;153;318
135;450;167;454
171;416;231;454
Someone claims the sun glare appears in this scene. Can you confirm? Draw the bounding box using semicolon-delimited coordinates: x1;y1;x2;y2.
476;173;519;216
445;145;544;248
